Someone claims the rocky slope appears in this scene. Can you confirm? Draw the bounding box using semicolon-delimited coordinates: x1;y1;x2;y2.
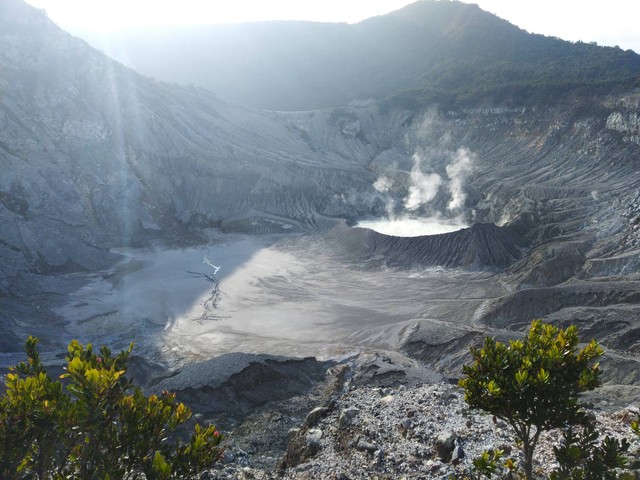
151;350;640;479
325;222;528;269
0;0;378;348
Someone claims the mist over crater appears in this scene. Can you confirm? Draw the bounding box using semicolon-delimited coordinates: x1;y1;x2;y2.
358;146;475;237
356;216;469;237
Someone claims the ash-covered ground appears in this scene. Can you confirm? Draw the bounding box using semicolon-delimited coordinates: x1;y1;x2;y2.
48;230;507;369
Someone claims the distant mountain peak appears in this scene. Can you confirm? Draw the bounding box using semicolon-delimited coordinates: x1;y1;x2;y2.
65;0;640;110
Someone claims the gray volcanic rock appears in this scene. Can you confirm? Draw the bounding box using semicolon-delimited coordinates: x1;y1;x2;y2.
150;353;334;428
271;382;640;480
0;0;384;271
478;280;640;325
399;321;489;375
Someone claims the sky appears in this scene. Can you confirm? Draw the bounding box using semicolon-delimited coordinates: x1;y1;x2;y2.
24;0;640;53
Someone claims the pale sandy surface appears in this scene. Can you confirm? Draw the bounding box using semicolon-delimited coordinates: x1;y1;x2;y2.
55;234;508;366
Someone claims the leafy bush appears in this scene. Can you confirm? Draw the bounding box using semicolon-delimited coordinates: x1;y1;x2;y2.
459;320;603;480
550;424;631;480
0;336;223;479
472;448;504;477
468;448;518;479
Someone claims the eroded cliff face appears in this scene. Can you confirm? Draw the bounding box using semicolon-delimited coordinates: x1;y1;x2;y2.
0;6;381;281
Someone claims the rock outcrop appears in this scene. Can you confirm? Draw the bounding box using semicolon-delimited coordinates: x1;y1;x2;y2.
150;353;334;430
198;353;640;479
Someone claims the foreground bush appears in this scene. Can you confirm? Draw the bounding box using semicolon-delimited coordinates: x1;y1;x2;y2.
459;320;604;480
0;337;223;479
550;424;631;480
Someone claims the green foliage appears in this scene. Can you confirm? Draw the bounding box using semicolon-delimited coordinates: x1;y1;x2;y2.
550;424;631;480
0;336;223;479
459;320;604;480
455;449;520;480
471;448;519;479
380;25;640;113
472;448;504;478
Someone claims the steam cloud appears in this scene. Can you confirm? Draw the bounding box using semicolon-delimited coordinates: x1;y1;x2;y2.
403;153;443;211
399;148;474;211
446;148;474;211
373;176;393;193
362;146;475;237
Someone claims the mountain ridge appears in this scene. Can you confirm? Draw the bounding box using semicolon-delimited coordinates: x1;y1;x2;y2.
75;0;640;111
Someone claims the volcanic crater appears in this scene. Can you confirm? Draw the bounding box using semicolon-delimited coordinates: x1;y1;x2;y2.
1;0;640;398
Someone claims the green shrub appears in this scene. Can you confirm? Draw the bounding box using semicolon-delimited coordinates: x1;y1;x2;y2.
550;424;631;480
459;320;603;480
472;448;504;477
0;336;223;479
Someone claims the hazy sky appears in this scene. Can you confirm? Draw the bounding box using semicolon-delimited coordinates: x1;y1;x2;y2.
24;0;640;53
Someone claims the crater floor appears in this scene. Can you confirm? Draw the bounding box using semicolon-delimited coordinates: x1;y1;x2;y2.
50;233;508;368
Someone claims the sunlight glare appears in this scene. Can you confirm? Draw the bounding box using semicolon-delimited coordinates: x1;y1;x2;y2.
26;0;415;31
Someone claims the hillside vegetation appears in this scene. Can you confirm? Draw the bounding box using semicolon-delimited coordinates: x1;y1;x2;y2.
80;0;640;110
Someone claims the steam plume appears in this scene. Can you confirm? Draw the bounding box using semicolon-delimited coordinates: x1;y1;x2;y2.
403;153;443;211
372;175;397;219
446;148;474;210
373;176;392;193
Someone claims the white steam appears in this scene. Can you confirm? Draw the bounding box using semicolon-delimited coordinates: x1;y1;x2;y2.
372;175;397;219
399;149;474;211
357;216;467;237
446;148;474;211
373;175;393;193
362;147;475;238
403;154;443;211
